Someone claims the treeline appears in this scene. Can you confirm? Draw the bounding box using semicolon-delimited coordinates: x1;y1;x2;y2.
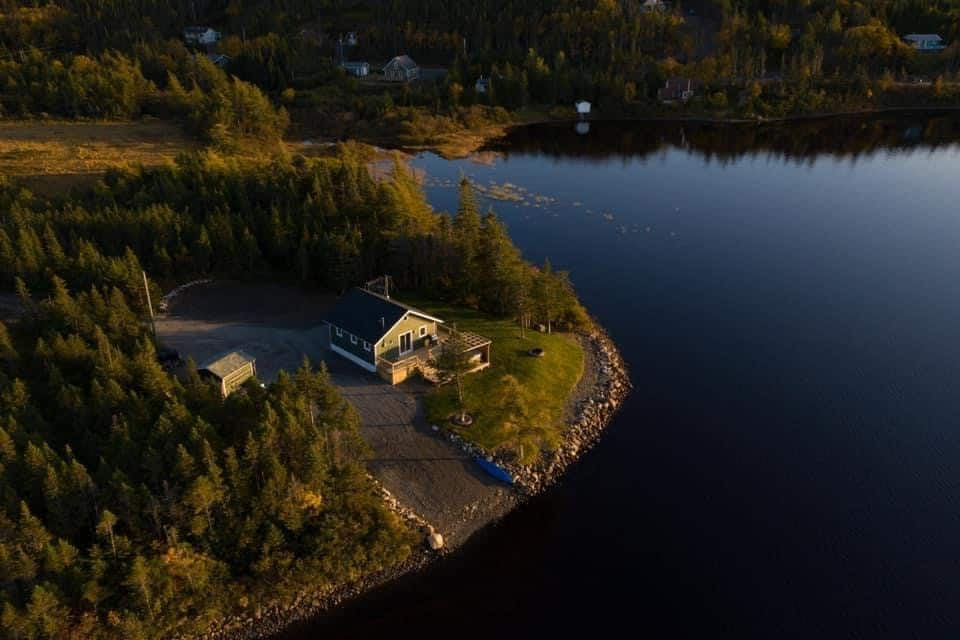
2;1;959;138
492;114;960;163
0;45;288;145
0;276;413;637
438;175;588;332
0;148;586;329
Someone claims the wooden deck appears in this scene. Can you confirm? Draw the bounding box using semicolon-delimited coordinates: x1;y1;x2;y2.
377;326;492;385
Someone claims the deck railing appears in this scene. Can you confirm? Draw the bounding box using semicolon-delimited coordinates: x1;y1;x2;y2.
375;326;491;384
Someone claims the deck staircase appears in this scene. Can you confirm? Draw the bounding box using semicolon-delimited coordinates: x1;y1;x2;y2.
418;360;441;384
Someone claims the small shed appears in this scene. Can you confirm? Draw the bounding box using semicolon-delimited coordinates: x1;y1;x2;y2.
341;61;370;77
200;350;256;397
475;76;489;94
575;100;591;117
383;55;420;82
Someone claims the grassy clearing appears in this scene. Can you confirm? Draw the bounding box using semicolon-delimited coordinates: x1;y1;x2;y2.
0;119;199;180
409;298;584;463
0;119;306;194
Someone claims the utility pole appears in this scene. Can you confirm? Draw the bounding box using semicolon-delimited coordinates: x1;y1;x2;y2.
142;271;157;342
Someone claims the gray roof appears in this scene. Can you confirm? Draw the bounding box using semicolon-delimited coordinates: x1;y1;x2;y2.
184;26;213;34
385;55;417;70
206;53;230;66
324;287;442;344
904;34;942;40
201;350;255;379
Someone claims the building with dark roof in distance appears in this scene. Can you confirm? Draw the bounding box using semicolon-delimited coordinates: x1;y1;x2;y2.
383;55;419;82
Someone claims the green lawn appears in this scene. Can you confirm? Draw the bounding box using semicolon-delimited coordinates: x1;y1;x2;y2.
404;298;584;463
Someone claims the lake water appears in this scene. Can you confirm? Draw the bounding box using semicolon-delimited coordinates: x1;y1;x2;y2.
285;115;960;638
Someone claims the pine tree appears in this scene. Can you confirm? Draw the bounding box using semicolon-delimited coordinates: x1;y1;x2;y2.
0;228;18;285
453;175;482;302
127;554;154;615
96;510;119;558
0;320;16;363
24;584;68;638
193;226;213;274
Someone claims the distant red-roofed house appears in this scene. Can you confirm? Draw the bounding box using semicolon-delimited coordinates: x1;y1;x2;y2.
658;77;702;103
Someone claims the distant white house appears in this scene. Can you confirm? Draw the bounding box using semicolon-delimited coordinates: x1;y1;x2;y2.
383;55;419;82
642;0;667;12
183;26;221;46
475;76;490;94
904;33;946;52
575;100;591;117
341;61;370;77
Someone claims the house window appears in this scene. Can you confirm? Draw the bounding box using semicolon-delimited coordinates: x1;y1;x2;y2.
335;327;343;337
363;341;371;351
350;334;358;345
419;325;427;338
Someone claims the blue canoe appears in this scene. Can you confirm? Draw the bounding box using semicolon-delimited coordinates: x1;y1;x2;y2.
474;456;514;485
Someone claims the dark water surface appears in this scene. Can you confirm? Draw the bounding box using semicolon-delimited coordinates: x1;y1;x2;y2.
282;115;960;639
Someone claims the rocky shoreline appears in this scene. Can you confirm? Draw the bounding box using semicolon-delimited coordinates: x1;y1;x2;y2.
179;325;629;640
509;328;631;492
446;328;631;494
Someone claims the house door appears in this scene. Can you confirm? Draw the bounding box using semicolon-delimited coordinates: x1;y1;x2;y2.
399;331;413;355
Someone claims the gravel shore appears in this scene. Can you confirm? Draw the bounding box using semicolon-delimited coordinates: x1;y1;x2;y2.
176;324;630;640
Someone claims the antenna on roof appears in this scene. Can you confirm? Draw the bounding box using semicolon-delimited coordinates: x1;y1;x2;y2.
364;275;392;298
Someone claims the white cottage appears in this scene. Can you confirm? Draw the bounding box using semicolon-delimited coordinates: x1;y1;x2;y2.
341;61;370;77
183;27;221;46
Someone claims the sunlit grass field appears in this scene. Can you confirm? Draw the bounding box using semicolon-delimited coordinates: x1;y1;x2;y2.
407;297;584;463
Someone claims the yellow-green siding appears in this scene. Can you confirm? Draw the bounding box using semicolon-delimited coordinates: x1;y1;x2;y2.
377;314;437;361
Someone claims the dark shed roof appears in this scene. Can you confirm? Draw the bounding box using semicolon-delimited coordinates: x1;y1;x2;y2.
324;288;442;344
385;55;417;70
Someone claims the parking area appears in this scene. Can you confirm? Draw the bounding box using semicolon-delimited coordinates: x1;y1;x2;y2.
156;281;334;381
157;281;514;542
